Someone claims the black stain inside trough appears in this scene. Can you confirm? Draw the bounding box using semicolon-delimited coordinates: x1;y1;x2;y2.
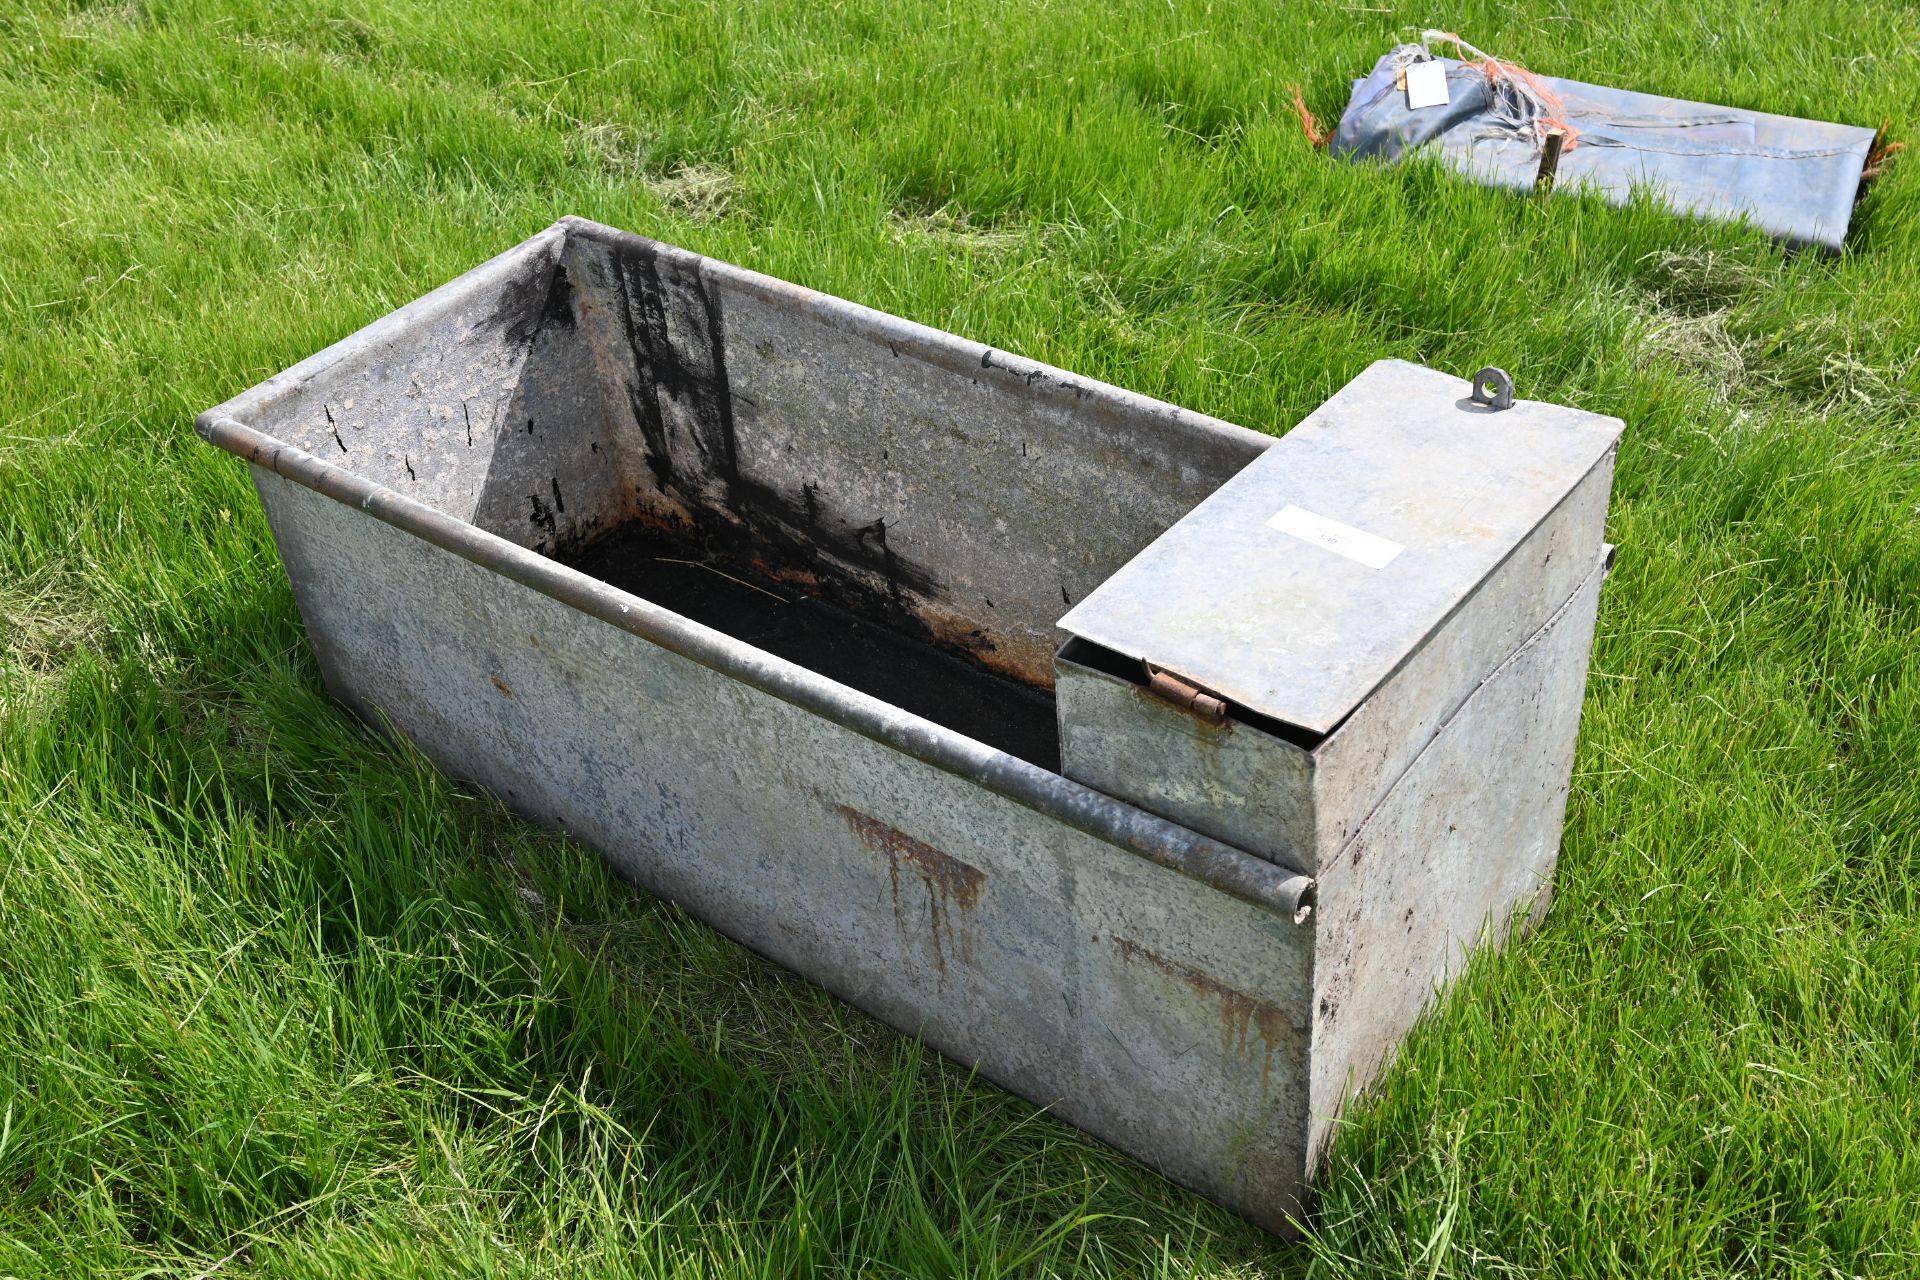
528;491;557;534
559;233;1056;765
604;235;944;608
563;524;1061;772
477;254;577;349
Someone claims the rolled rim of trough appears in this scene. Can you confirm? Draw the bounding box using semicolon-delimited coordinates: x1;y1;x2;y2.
197;219;1316;922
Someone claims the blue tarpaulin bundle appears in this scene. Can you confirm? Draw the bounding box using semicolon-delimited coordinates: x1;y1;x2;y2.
1330;37;1879;252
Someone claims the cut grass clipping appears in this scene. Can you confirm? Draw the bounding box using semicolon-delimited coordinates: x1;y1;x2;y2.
3;0;1919;1276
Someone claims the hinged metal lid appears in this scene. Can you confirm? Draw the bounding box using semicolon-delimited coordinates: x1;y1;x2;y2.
1056;360;1623;735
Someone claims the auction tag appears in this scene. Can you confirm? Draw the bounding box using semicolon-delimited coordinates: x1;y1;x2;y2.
1405;59;1451;110
1266;505;1404;569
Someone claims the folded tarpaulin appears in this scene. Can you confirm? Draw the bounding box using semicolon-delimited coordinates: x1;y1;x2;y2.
1330;49;1878;252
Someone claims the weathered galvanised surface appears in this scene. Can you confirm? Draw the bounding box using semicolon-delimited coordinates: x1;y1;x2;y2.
197;217;1621;1235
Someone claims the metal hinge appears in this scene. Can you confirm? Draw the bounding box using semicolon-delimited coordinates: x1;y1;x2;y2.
1144;664;1229;723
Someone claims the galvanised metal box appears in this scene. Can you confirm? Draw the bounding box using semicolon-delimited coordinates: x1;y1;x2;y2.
197;217;1620;1235
1054;362;1621;1161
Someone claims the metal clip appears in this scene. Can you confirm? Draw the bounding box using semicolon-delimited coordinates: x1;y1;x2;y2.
1144;664;1229;723
1469;366;1514;411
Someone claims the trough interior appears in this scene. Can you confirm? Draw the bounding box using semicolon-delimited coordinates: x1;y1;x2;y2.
224;218;1273;771
563;523;1063;769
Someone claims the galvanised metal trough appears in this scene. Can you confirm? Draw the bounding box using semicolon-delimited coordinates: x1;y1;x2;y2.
198;216;1622;1235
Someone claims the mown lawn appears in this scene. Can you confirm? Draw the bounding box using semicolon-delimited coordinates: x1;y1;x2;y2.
3;1;1918;1275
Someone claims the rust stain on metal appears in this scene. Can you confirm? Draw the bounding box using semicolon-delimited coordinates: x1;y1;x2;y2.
961;635;1056;689
750;556;820;590
626;495;700;538
1145;665;1229;722
910;598;1055;689
840;805;986;975
1112;936;1301;1093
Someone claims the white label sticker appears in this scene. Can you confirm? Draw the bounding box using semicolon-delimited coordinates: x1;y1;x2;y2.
1266;505;1405;569
1404;59;1451;110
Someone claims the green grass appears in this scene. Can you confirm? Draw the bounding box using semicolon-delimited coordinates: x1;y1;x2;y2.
3;0;1918;1274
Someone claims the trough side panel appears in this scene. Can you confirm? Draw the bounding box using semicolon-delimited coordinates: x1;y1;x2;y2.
252;469;1317;1236
1307;556;1607;1167
562;232;739;535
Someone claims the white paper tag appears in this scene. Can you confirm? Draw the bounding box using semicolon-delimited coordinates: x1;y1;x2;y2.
1404;59;1451;110
1266;505;1405;569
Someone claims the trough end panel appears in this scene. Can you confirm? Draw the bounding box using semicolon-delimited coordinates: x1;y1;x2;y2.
1306;553;1610;1166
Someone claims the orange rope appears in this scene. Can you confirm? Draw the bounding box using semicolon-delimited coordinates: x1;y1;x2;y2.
1290;84;1328;148
1427;30;1579;150
1864;121;1904;180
